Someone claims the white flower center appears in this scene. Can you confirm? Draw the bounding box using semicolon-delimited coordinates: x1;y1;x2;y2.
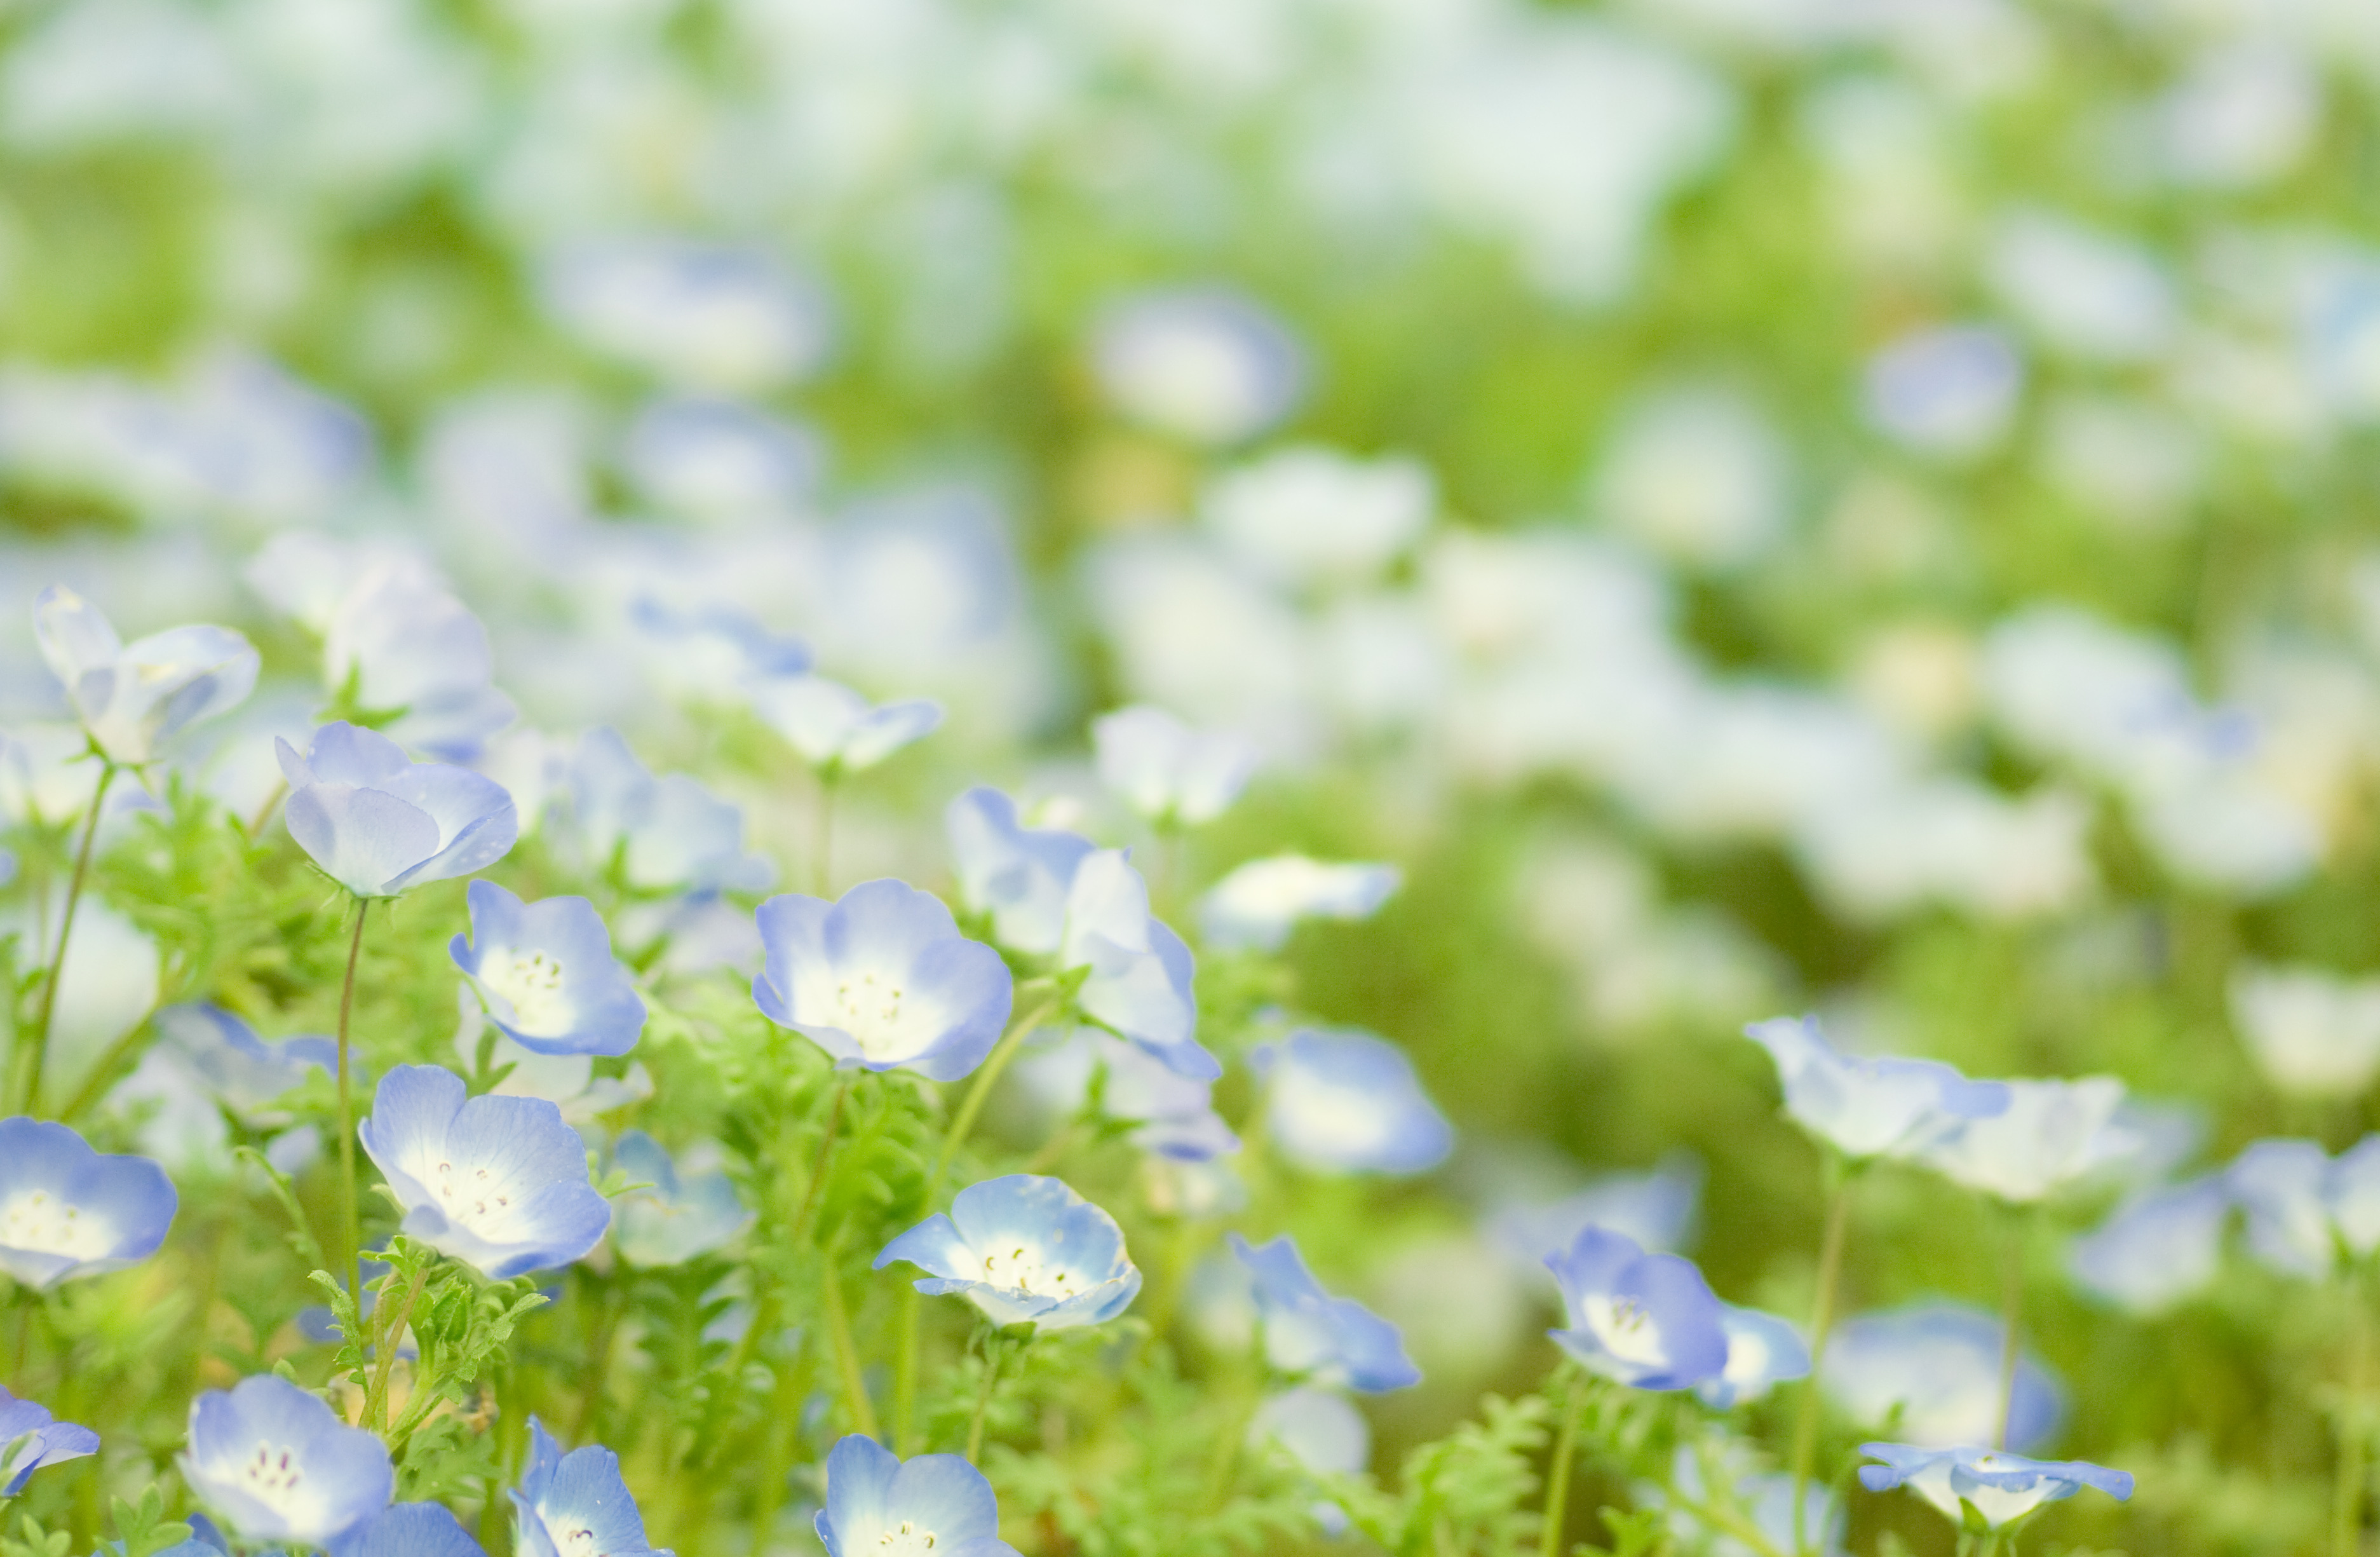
831;972;922;1061
427;1156;522;1236
554;1516;604;1557
479;948;572;1035
240;1439;305;1507
978;1241;1084;1300
0;1190;114;1261
1585;1295;1669;1370
875;1520;940;1553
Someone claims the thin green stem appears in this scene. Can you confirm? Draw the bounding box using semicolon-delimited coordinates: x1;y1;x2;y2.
1540;1373;1588;1556
793;1077;855;1242
1994;1207;2027;1452
820;1261;877;1439
1792;1171;1853;1557
2339;1281;2370;1557
928;988;1061;1195
336;898;371;1305
891;1284;923;1456
21;761;115;1115
368;1263;428;1434
966;1334;1008;1462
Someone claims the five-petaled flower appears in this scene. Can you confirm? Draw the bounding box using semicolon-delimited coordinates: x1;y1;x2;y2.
749;675;942;776
1058;850;1213;1080
329;1502;489;1557
1858;1443;2133;1529
1229;1233;1420;1392
610;1132;752;1268
1091;704;1258;827
0;1117;177;1289
511;1419;672;1557
1253;1028;1452;1176
32;584;259;765
451;880;646;1057
1545;1225;1728;1392
277;723;518;899
181;1375;393;1548
813;1433;1021;1557
876;1174;1141;1330
0;1385;99;1495
946;787;1095;955
1744;1014;2010;1163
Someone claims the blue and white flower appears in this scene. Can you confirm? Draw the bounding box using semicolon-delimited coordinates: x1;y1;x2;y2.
277;724;518;899
451;880;645;1057
1248;1387;1369;1537
2228;1135;2380;1279
1012;1026;1239;1162
1696;1305;1811;1409
1921;1075;2139;1203
1200;855;1401;951
813;1433;1020;1557
2229;963;2380;1101
610;1132;752;1268
330;1502;487;1557
752;879;1013;1082
32;585;259;765
0;1386;99;1495
2070;1174;2231;1315
1229;1233;1420;1392
946;787;1095;955
1092;287;1306;446
1649;1445;1845;1557
1544;1226;1728;1392
749;676;942;776
112;1003;334;1172
452;988;654;1129
1092;705;1259;827
1487;1153;1705;1269
357;1066;611;1279
511;1419;670;1557
1822;1304;2063;1452
539;236;830;393
628;594;811;701
0;1117;177;1288
318;562;515;763
1858;1444;2133;1529
623;397;821;522
1254;1028;1452;1176
565;728;773;894
1743;1015;2010;1162
876;1174;1141;1330
1060;850;1211;1079
182;1375;393;1547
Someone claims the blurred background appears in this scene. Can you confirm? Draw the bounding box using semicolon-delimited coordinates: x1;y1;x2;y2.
3;0;2379;1549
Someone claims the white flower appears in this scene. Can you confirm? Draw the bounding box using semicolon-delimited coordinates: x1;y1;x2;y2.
2229;965;2380;1101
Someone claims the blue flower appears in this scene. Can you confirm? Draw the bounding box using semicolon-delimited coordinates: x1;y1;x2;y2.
566;728;773;894
276;723;518;899
1650;1445;1844;1557
1229;1234;1419;1392
752;879;1013;1082
814;1434;1020;1557
1919;1075;2139;1204
0;1385;99;1495
319;564;515;763
2228;1135;2380;1279
0;1117;177;1288
1487;1153;1704;1269
1060;850;1214;1080
1249;1387;1369;1535
1093;287;1307;445
628;594;811;698
1254;1028;1452;1175
609;1132;752;1268
1858;1444;2132;1529
1012;1027;1239;1162
357;1066;610;1279
511;1419;670;1557
623;397;821;520
1695;1305;1811;1409
149;1003;337;1110
876;1174;1141;1330
2069;1174;2230;1316
450;881;645;1057
329;1503;486;1557
33;585;259;765
1822;1304;2063;1452
1092;705;1259;827
1544;1226;1728;1392
182;1375;393;1547
1744;1015;2009;1162
750;676;942;775
1200;855;1401;951
946;787;1095;955
539;236;830;392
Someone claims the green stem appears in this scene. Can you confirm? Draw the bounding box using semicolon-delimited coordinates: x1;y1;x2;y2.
928;988;1061;1194
966;1333;1008;1462
21;761;115;1115
571;1275;623;1443
337;898;371;1306
2339;1282;2370;1557
793;1077;855;1242
891;1284;923;1456
1994;1207;2027;1452
820;1260;877;1439
1792;1171;1853;1557
368;1263;428;1434
1540;1373;1588;1556
55;1004;162;1125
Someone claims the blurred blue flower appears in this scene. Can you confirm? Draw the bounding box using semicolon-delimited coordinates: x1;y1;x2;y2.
752;879;1013;1082
876;1174;1141;1330
1743;1015;2008;1163
1012;1026;1239;1162
610;1132;752;1268
1650;1445;1844;1557
813;1433;1019;1557
1544;1225;1727;1392
539;236;832;394
623;397;822;521
1092;705;1259;827
566;728;773;894
749;675;942;776
1921;1075;2139;1204
1696;1305;1811;1409
149;1003;337;1109
450;880;645;1057
118;1005;334;1170
357;1065;609;1279
1249;1387;1369;1537
1487;1153;1704;1269
2069;1174;2230;1315
1229;1233;1419;1392
1863;323;2024;457
33;584;258;765
1254;1028;1452;1175
1060;850;1213;1080
0;1385;99;1495
329;1502;486;1557
1823;1304;2062;1453
1200;855;1401;951
946;787;1095;955
628;594;811;700
276;723;518;899
511;1419;670;1557
182;1375;392;1547
0;1116;176;1288
1858;1444;2132;1529
1093;287;1307;446
320;564;515;763
2228;1135;2380;1279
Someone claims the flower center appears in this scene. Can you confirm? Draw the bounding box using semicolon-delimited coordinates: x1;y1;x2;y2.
1586;1295;1669;1370
979;1241;1083;1300
876;1519;940;1553
480;948;572;1035
240;1439;304;1506
428;1157;518;1234
831;971;921;1061
555;1517;604;1557
0;1190;114;1261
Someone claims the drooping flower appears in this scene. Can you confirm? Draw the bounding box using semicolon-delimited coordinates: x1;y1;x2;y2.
876;1174;1141;1330
2228;1135;2380;1280
181;1375;393;1547
1696;1305;1811;1410
610;1132;752;1267
450;880;645;1057
1254;1028;1453;1176
1091;705;1259;827
1200;855;1402;951
1057;850;1215;1080
1822;1305;2063;1452
1858;1444;2132;1529
276;723;518;899
1544;1226;1728;1392
1743;1015;2009;1162
752;879;1013;1082
748;675;942;776
1920;1075;2139;1203
511;1419;670;1557
564;728;772;894
0;1117;177;1288
945;787;1095;956
32;584;259;765
2069;1175;2230;1316
330;1502;487;1557
813;1434;1020;1557
1229;1233;1420;1392
0;1386;99;1495
357;1066;611;1279
1011;1026;1238;1162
